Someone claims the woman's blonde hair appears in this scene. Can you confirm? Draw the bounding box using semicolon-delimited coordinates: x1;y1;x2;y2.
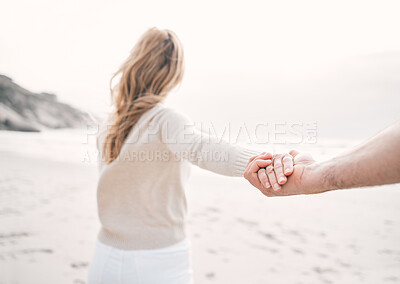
101;27;184;164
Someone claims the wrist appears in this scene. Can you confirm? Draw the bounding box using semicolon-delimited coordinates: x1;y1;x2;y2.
302;162;331;194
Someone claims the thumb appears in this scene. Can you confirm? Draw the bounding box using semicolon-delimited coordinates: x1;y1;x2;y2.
289;149;300;158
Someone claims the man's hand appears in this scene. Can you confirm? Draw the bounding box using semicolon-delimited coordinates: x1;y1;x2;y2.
245;122;400;195
244;152;295;194
244;150;323;197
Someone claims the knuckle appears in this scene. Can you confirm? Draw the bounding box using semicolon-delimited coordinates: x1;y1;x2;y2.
282;156;293;162
256;159;266;166
259;177;267;184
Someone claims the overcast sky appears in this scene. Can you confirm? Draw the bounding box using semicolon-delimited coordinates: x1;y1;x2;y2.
1;0;399;139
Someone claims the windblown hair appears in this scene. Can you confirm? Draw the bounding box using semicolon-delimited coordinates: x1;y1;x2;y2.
101;27;184;164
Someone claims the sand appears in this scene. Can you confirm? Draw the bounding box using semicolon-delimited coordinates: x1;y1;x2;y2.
0;129;399;284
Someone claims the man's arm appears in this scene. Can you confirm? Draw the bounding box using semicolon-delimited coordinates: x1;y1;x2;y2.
244;121;400;196
314;121;400;191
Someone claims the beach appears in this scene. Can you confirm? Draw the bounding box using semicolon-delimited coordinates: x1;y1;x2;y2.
0;129;399;284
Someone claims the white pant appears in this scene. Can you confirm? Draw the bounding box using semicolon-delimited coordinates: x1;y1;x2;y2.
87;238;194;284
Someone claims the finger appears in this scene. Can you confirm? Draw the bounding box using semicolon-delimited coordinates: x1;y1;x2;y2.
244;153;273;191
289;149;300;158
253;152;272;160
246;152;271;169
244;158;272;180
257;168;271;189
272;156;287;185
248;160;272;176
266;165;281;191
263;152;273;159
249;168;272;193
255;169;276;197
248;172;263;190
248;152;268;164
244;153;269;178
282;154;294;176
257;181;276;197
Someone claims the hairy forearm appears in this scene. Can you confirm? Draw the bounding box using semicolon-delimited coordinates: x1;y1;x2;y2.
313;121;400;191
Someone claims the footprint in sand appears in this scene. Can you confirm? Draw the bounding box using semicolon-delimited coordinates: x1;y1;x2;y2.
291;248;304;255
206;207;220;214
235;218;259;227
207;217;219;223
312;266;338;274
71;261;88;269
384;276;399;282
205;272;216;280
20;248;53;254
257;230;283;245
336;259;351;268
249;244;279;254
0;232;30;239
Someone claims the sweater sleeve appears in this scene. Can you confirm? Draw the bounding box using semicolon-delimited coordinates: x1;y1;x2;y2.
158;108;262;177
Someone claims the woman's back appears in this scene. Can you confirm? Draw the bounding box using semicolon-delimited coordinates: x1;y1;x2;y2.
90;27;266;284
96;102;260;250
97;103;191;250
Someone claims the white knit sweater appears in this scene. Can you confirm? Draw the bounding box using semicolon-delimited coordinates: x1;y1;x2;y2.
96;103;261;250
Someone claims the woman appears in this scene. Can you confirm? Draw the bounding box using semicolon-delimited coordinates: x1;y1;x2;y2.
88;27;294;284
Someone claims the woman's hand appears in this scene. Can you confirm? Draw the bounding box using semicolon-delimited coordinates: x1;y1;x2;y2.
244;150;320;197
258;153;294;191
244;152;294;193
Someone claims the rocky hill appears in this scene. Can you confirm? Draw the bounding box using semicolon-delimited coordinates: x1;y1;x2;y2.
0;74;94;132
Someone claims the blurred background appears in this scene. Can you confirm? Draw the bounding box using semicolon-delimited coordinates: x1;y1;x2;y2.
0;0;399;283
